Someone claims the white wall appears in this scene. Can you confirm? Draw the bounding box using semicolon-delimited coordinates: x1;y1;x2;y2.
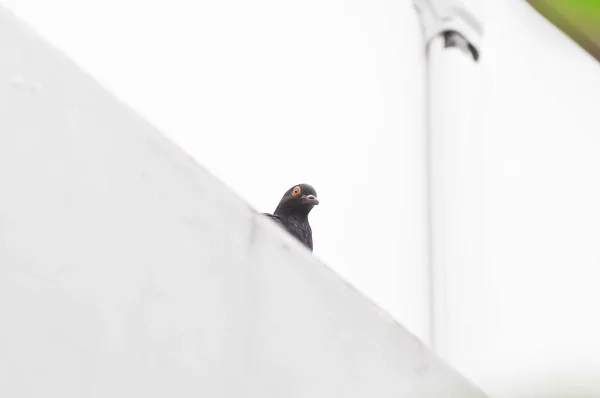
441;1;600;396
0;7;487;397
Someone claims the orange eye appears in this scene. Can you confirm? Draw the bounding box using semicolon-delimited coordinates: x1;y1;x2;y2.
292;186;301;196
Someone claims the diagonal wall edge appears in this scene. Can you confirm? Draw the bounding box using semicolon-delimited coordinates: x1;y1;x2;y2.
0;7;487;397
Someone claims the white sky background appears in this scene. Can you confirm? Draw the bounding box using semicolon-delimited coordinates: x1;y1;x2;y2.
5;0;600;395
479;2;600;395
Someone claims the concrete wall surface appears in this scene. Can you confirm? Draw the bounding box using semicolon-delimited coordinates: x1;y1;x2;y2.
0;8;487;397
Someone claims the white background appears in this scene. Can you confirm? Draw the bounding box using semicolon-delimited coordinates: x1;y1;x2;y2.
4;0;600;395
3;0;431;344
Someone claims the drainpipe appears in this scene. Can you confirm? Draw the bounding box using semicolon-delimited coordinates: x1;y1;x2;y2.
414;0;484;360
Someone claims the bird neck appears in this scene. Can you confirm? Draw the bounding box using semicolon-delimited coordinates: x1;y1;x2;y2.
274;206;310;221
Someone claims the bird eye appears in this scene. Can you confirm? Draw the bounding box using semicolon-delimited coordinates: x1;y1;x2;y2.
292;186;301;196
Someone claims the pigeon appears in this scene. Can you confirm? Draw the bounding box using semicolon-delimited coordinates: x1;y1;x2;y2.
263;184;319;251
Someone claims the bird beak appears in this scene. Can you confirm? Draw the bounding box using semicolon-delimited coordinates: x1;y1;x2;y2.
302;194;319;206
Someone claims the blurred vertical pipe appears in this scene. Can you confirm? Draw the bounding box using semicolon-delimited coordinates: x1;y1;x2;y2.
414;0;483;362
426;32;479;359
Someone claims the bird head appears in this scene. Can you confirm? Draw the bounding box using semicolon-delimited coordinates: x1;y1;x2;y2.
275;183;319;216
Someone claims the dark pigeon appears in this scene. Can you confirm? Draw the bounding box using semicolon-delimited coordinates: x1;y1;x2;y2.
263;184;319;251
